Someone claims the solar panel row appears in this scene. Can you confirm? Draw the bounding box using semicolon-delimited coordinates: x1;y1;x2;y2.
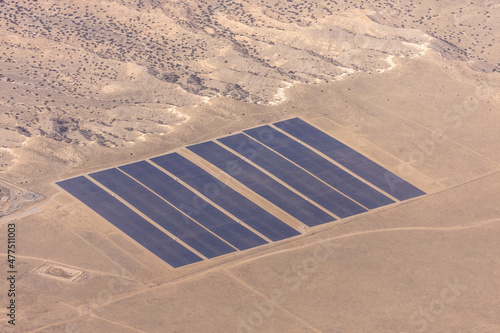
57;117;425;269
217;134;367;218
274;118;426;201
151;153;301;241
186;141;335;227
57;176;203;268
89;168;237;259
244;125;395;209
118;161;268;251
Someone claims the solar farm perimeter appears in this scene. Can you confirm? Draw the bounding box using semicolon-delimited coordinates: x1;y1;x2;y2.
57;118;425;268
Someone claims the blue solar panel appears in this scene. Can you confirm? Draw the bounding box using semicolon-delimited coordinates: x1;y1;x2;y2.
57;117;425;269
274;118;426;201
217;134;367;218
151;153;300;241
244;125;395;209
186;142;335;227
119;161;267;251
89;168;237;259
56;176;202;268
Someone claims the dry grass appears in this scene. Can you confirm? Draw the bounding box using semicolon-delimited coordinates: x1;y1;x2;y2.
0;0;499;332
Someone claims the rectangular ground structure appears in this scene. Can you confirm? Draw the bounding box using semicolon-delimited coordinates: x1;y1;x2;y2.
57;117;425;268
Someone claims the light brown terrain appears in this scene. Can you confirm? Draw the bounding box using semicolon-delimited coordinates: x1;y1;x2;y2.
0;0;499;332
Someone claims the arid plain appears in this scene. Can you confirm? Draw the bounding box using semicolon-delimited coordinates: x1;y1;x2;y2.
1;0;499;332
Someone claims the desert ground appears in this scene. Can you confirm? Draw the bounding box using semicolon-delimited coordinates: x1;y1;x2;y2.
0;0;499;332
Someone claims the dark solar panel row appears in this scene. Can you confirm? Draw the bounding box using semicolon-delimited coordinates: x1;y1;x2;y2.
244;125;395;209
152;153;301;241
57;118;426;269
186;141;335;227
89;168;237;259
56;176;203;268
274;118;426;201
217;133;367;218
118;161;267;251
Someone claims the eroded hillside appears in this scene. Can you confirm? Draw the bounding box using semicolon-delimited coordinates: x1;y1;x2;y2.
0;0;498;170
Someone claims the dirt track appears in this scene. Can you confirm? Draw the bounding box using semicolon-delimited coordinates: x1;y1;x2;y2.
0;0;499;332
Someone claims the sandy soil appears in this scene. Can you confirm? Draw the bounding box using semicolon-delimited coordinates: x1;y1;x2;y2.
0;1;499;332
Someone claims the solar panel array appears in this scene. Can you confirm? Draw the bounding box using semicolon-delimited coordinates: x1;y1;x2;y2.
57;118;425;268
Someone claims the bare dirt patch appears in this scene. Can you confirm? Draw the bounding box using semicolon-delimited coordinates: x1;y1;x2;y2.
34;262;86;283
